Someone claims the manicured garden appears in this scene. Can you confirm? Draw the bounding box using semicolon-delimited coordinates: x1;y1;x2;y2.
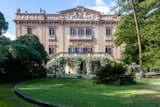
0;84;37;107
17;77;160;107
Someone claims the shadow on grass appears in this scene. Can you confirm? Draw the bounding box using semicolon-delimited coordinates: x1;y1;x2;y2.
17;77;160;107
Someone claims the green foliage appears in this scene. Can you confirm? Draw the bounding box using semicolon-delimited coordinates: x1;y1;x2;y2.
0;34;47;82
47;57;83;74
95;61;134;85
0;36;10;47
114;0;160;68
0;12;8;35
47;56;109;74
14;34;48;62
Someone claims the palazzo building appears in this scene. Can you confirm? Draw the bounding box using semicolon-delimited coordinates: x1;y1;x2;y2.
14;6;123;61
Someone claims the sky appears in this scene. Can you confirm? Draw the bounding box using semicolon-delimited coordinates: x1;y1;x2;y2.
0;0;114;40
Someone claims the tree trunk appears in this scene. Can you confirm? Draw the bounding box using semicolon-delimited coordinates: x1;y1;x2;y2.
130;0;144;77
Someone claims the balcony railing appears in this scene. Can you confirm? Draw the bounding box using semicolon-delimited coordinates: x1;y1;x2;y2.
46;14;59;20
49;36;56;40
50;52;115;61
69;35;93;40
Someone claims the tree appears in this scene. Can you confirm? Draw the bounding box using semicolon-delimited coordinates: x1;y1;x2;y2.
0;34;48;82
142;9;160;68
130;0;143;77
14;34;48;63
113;0;144;77
0;12;8;35
0;36;10;47
114;0;160;76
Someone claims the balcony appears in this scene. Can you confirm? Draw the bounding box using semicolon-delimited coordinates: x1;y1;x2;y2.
49;35;56;41
69;35;93;40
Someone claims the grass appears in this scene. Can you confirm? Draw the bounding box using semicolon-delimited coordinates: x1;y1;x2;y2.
0;83;38;107
18;78;160;107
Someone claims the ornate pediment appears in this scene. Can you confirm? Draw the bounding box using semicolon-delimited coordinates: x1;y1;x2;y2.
60;6;100;21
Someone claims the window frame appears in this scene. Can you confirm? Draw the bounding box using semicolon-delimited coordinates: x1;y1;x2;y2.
49;45;55;55
78;27;84;37
86;27;92;36
49;27;55;37
70;27;76;37
27;27;32;34
105;47;113;55
106;27;112;37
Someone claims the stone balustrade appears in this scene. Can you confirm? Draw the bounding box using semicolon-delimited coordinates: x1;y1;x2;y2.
16;14;45;20
69;35;93;40
16;14;117;21
46;14;59;20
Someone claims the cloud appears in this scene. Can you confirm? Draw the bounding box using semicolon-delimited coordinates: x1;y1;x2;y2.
3;32;16;40
88;0;110;14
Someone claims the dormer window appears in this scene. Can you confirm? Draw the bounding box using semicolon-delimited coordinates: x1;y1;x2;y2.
49;27;55;37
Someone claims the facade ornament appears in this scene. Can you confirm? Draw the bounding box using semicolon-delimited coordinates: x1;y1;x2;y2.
40;8;43;14
16;8;21;14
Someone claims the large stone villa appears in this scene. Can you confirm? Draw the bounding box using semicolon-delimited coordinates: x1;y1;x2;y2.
14;6;124;74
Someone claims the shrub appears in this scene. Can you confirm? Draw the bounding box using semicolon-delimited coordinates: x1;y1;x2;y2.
95;61;135;85
0;34;47;82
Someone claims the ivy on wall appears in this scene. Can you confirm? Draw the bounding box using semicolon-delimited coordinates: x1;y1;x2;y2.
47;56;110;74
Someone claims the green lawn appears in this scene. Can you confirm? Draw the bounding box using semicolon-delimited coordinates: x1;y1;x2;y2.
0;83;38;107
18;78;160;107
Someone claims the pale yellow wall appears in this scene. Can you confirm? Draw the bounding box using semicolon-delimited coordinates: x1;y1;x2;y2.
15;7;122;60
15;22;122;60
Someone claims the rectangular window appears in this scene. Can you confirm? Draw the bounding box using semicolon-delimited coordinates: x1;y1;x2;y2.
77;48;83;54
87;48;92;53
83;48;87;53
78;27;84;37
106;27;112;36
69;48;92;54
49;27;55;37
70;27;76;37
86;27;92;36
69;48;74;54
105;47;113;55
27;27;32;34
49;46;55;55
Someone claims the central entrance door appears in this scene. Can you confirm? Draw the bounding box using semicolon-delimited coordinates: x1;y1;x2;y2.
80;61;86;74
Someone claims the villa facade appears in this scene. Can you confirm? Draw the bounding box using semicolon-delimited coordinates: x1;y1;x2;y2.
14;6;123;73
14;6;123;59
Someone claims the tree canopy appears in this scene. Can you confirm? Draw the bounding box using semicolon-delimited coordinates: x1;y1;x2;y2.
0;11;8;35
0;36;10;47
0;34;48;82
114;0;160;68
